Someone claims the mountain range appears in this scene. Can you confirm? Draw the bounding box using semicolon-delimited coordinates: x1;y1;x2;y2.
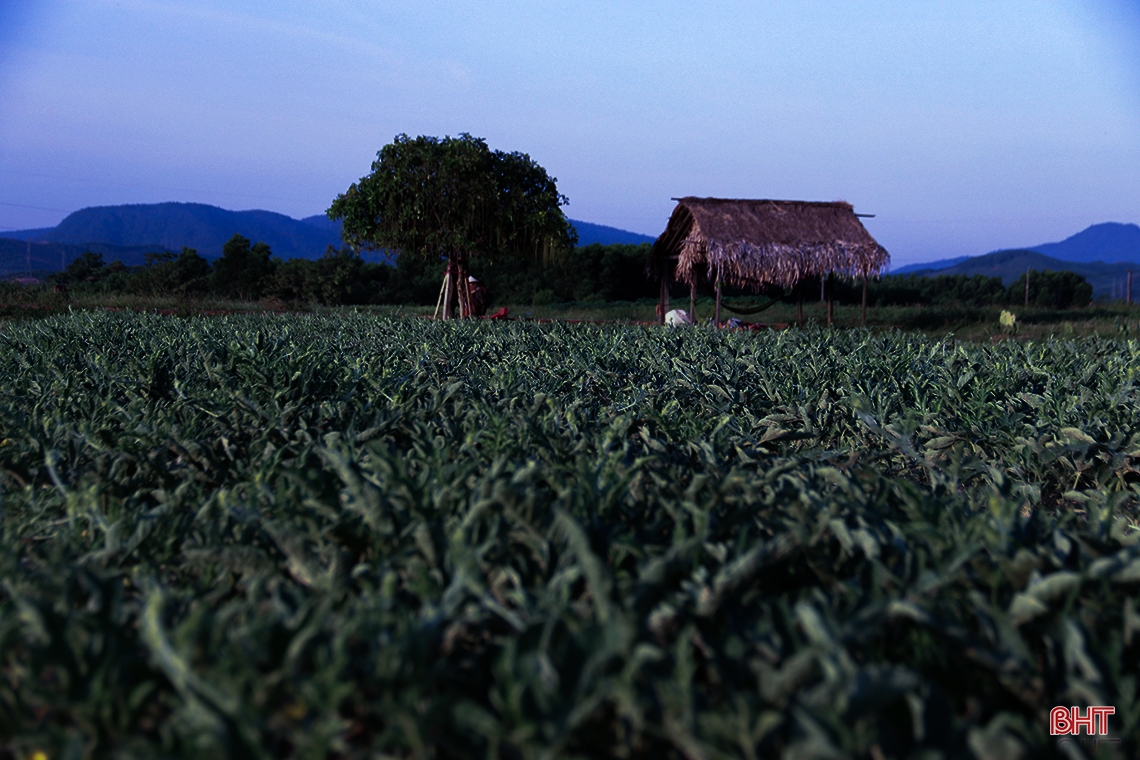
2;204;1136;299
894;223;1140;273
0;202;655;276
3;203;344;264
892;223;1140;299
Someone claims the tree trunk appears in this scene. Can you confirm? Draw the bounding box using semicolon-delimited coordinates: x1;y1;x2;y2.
456;255;471;318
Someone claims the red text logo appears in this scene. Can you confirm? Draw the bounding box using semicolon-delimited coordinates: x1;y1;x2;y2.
1050;706;1114;736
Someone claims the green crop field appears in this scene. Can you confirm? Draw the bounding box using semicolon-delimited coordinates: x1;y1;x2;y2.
1;312;1139;759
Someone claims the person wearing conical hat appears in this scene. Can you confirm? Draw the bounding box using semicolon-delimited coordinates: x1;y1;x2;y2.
468;275;489;317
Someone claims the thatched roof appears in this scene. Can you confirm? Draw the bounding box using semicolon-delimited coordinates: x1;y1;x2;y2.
650;197;889;290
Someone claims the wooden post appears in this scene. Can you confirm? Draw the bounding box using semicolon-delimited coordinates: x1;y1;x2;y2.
433;271;448;320
714;279;722;326
797;288;803;326
861;275;868;326
690;282;697;323
1024;267;1030;307
826;274;834;327
442;270;453;320
658;277;669;324
1129;270;1133;306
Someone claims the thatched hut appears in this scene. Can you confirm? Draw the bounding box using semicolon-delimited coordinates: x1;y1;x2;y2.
649;197;889;325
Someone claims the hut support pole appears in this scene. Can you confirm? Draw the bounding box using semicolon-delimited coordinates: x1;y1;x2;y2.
826;274;834;327
690;282;697;323
715;279;722;327
659;277;668;324
861;275;868;326
797;289;803;326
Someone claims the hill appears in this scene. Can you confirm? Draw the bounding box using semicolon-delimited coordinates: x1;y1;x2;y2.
300;214;343;235
0;237;176;277
3;204;655;274
2;227;56;242
569;220;655;246
1032;222;1140;263
297;215;653;247
903;248;1137;300
892;256;971;274
7;203;345;263
894;222;1140;275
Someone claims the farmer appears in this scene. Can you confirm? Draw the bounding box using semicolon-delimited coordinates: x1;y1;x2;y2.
468;276;489;317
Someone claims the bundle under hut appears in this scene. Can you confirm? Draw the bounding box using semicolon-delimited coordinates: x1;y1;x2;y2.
648;197;890;326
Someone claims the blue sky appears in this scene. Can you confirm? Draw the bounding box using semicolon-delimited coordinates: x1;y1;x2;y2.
1;1;1137;267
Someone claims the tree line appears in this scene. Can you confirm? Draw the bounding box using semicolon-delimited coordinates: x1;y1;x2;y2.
20;235;658;307
707;270;1092;311
8;234;1094;311
39;236;385;305
822;270;1093;309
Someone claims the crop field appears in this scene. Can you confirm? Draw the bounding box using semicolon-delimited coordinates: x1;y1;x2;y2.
2;312;1139;759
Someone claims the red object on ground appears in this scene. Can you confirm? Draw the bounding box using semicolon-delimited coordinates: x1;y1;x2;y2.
485;306;511;320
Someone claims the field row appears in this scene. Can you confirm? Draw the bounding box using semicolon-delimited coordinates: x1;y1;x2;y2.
1;312;1138;758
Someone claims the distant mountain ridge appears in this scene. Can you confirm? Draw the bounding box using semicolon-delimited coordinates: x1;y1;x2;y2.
6;203;345;262
1;203;655;275
570;220;655;246
0;238;178;277
296;215;653;246
894;222;1140;274
897;248;1137;300
1032;222;1140;263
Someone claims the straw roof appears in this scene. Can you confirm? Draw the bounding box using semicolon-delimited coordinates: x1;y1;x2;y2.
650;197;889;290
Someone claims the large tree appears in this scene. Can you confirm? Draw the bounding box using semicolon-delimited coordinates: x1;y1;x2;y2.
327;133;575;317
213;234;276;301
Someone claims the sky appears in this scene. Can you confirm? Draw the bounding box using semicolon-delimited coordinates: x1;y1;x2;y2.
1;1;1138;268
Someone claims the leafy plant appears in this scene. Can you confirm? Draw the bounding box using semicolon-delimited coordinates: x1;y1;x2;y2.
1;313;1137;758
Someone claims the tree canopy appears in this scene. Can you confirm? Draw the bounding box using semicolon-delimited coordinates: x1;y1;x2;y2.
327;134;576;267
213;234;275;300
